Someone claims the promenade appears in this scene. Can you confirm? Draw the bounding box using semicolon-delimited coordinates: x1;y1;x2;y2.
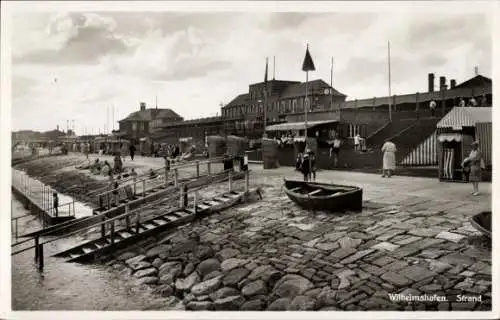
12;153;492;310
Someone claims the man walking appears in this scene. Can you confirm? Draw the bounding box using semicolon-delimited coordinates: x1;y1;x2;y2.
330;136;341;167
129;144;136;161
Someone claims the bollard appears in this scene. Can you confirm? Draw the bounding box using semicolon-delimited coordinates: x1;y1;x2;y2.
228;172;232;192
196;161;200;177
38;244;44;271
174;169;178;187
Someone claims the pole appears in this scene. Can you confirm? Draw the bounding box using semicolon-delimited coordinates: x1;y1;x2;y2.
273;56;276;80
330;56;333;109
305;70;309;144
264;57;268;136
388;41;392;122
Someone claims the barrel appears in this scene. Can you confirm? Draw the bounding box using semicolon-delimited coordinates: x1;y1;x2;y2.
207;135;226;158
262;138;279;169
226;135;249;157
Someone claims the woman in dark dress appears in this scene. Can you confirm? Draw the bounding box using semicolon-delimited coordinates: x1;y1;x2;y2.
301;154;310;181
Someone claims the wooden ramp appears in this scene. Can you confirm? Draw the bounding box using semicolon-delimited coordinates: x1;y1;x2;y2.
21;170;245;239
53;189;255;263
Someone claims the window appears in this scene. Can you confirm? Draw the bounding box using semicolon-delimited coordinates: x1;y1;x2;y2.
348;124;361;137
132;122;137;131
292;99;297;113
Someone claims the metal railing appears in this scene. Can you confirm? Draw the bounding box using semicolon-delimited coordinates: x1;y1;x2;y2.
11;169;250;271
12;170;76;220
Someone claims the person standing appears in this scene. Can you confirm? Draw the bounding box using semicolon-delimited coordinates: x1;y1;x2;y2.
309;150;317;182
468;97;478;107
429;100;437;117
354;133;361;151
480;95;488;107
381;139;397;178
53;192;59;217
330;136;341;167
129;144;136;161
301;153;311;182
458;98;466;107
463;141;484;196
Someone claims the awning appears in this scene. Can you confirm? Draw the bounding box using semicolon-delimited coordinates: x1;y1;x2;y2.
437;107;492;129
438;133;462;142
266;120;338;132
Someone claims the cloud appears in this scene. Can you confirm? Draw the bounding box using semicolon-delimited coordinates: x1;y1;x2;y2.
9;9;492;132
13;12;128;65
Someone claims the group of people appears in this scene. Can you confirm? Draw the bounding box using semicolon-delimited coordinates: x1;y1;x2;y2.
296;149;317;182
429;95;489;116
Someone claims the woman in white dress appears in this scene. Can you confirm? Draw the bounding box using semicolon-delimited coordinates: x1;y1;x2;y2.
462;141;484;196
381;139;397;178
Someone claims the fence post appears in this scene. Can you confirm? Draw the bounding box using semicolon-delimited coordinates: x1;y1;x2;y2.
179;185;185;208
193;191;197;214
125;205;130;229
136;212;140;234
101;216;106;238
34;237;39;261
174;169;178;187
228;171;232;192
196;160;200;177
110;221;115;244
245;170;249;193
38;243;44;271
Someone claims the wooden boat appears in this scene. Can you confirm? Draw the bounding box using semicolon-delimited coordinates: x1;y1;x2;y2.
470;211;491;238
283;179;362;212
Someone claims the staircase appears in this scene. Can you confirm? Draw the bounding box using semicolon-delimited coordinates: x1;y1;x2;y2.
53;189;255;263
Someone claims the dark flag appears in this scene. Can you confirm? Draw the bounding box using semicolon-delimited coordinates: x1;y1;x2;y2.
264;57;269;84
302;45;316;72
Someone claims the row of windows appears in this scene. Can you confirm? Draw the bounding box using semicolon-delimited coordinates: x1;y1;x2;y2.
224;97;316;118
131;122;146;132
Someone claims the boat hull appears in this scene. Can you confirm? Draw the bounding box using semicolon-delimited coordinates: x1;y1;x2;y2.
283;179;363;212
470;211;491;238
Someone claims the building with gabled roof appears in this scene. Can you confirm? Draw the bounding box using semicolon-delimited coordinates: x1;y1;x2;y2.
118;102;183;142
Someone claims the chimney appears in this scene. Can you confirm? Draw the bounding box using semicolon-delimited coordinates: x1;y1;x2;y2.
140;102;146;111
428;73;435;92
439;76;446;90
450;79;456;89
56;125;59;132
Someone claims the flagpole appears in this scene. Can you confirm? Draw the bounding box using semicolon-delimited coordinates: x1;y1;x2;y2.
330;56;333;111
388;41;392;122
305;70;308;142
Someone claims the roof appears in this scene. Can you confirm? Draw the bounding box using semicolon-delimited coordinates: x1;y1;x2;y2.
436;107;492;129
266;120;338;131
280;79;347;99
159;116;225;128
226;93;249;106
454;75;492;89
120;108;183;122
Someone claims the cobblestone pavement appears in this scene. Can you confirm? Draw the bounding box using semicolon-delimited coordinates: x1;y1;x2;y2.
107;166;491;311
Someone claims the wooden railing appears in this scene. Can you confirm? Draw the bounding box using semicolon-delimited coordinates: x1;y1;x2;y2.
11;169;250;271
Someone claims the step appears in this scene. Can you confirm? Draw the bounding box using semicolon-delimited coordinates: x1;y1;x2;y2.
118;231;133;238
143;223;157;230
196;204;210;210
82;247;94;254
69;253;81;259
153;219;168;226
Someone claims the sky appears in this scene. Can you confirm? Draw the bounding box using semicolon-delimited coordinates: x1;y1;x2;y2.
7;1;494;133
